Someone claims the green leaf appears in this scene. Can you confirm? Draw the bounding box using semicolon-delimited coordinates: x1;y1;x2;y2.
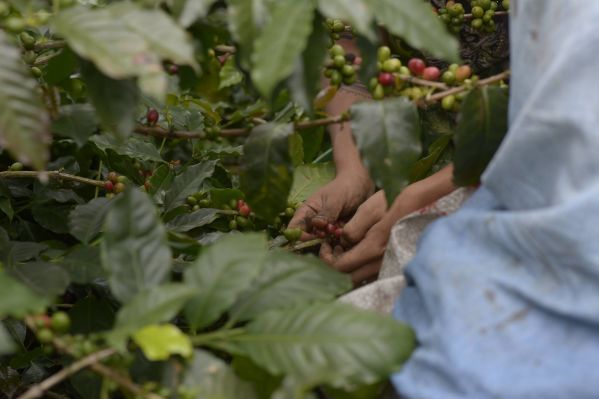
0;197;13;221
111;284;195;342
90;134;163;164
171;0;217;28
81;62;140;139
453;86;509;186
52;104;99;147
0;31;50;170
288;16;330;113
101;188;172;303
367;0;459;62
219;56;244;90
317;0;375;40
0;324;16;356
148;164;175;205
251;0;315;97
184;233;268;329
230;250;351;321
69;198;113;244
288;163;335;205
7;262;70;298
133;324;192;361
52;6;160;78
31;203;71;234
351;97;422;205
43;47;78;85
227;0;268;68
69;296;115;335
232;356;282;399
59;245;105;284
181;350;257;399
167;208;221;233
410;134;452;182
1;241;47;266
231;303;416;388
240;124;294;222
164;162;216;212
0;271;47;318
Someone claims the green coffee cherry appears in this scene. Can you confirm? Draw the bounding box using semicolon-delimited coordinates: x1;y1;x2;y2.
4;17;25;34
377;46;391;62
283;228;302;242
51;311;71;334
441;95;456;111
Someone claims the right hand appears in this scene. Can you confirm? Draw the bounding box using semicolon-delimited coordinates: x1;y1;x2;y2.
288;173;373;241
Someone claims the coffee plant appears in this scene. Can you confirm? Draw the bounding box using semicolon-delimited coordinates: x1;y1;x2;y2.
0;0;509;397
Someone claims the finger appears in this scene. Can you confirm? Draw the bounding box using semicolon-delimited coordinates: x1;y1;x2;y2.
333;245;344;257
332;241;382;274
342;191;387;246
350;261;381;287
319;241;335;265
288;203;318;241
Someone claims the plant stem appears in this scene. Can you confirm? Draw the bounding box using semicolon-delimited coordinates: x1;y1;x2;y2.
134;114;350;141
34;40;67;52
17;348;116;399
463;10;509;20
0;171;105;188
94;161;103;198
290;239;323;252
420;69;510;105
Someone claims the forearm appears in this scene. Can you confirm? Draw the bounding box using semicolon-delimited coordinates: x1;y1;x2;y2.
378;164;456;231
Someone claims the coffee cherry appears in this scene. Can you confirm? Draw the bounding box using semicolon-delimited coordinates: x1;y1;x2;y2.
334;228;343;239
422;66;441;81
377;46;391;62
343;74;357;85
471;18;483;29
239;204;251;217
4;17;25;33
114;182;126;194
326;224;337;235
9;162;23;171
329;44;344;57
199;199;210;208
472;6;484;18
455;65;473;82
284;207;295;218
408;58;426;76
51;312;70;334
236;216;249;228
186;196;197;206
34;314;51;329
146;108;159;126
31;66;42;78
442;70;456;85
229;199;238;209
373;84;385;100
341;64;355;77
344;53;356;64
382;58;401;73
502;0;509;10
378;72;394;87
441;95;456;110
37;328;54;344
284;228;302;242
330;70;342;86
0;2;9;17
332;20;345;33
333;55;346;68
107;171;118;183
117;176;127;184
19;32;35;50
104;181;114;192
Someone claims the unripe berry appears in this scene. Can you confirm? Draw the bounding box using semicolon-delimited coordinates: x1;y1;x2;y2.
442;70;456;85
51;311;70;334
455;65;473;82
107;171;119;183
329;44;345;57
284;228;302;242
146;108;159;126
382;58;401;73
378;72;394;87
9;162;23;171
422;66;441;81
408;58;426;76
441;95;456;111
373;84;385;100
114;182;126;194
37;328;54;344
377;46;391;62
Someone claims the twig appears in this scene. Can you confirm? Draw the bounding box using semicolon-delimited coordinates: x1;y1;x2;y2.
420;69;510;105
0;170;105;188
398;75;448;90
215;45;236;54
463;10;508;20
134;114;350;141
290;239;323;252
17;348;116;399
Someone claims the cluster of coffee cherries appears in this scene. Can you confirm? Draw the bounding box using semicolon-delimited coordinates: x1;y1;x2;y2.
283;218;345;248
324;44;360;87
325;18;349;41
439;63;477;111
32;311;70;353
104;171;127;197
438;1;465;34
468;0;500;32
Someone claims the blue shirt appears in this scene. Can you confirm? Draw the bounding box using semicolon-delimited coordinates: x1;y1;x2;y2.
392;1;599;397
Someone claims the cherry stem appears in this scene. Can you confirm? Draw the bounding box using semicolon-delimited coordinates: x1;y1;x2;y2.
0;170;106;188
420;69;511;105
290;239;323;252
463;10;509;20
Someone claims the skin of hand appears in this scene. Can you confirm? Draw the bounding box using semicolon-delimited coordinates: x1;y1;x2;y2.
288;37;374;240
321;165;456;286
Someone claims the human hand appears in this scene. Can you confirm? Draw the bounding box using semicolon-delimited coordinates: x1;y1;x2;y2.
288;172;373;241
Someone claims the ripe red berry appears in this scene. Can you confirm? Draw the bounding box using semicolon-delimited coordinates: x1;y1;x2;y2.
237;199;245;210
104;181;114;192
326;223;337;234
334;228;343;239
239;204;251;217
422;66;441;81
408;58;426;75
146;108;159;126
167;64;179;75
378;72;394;87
